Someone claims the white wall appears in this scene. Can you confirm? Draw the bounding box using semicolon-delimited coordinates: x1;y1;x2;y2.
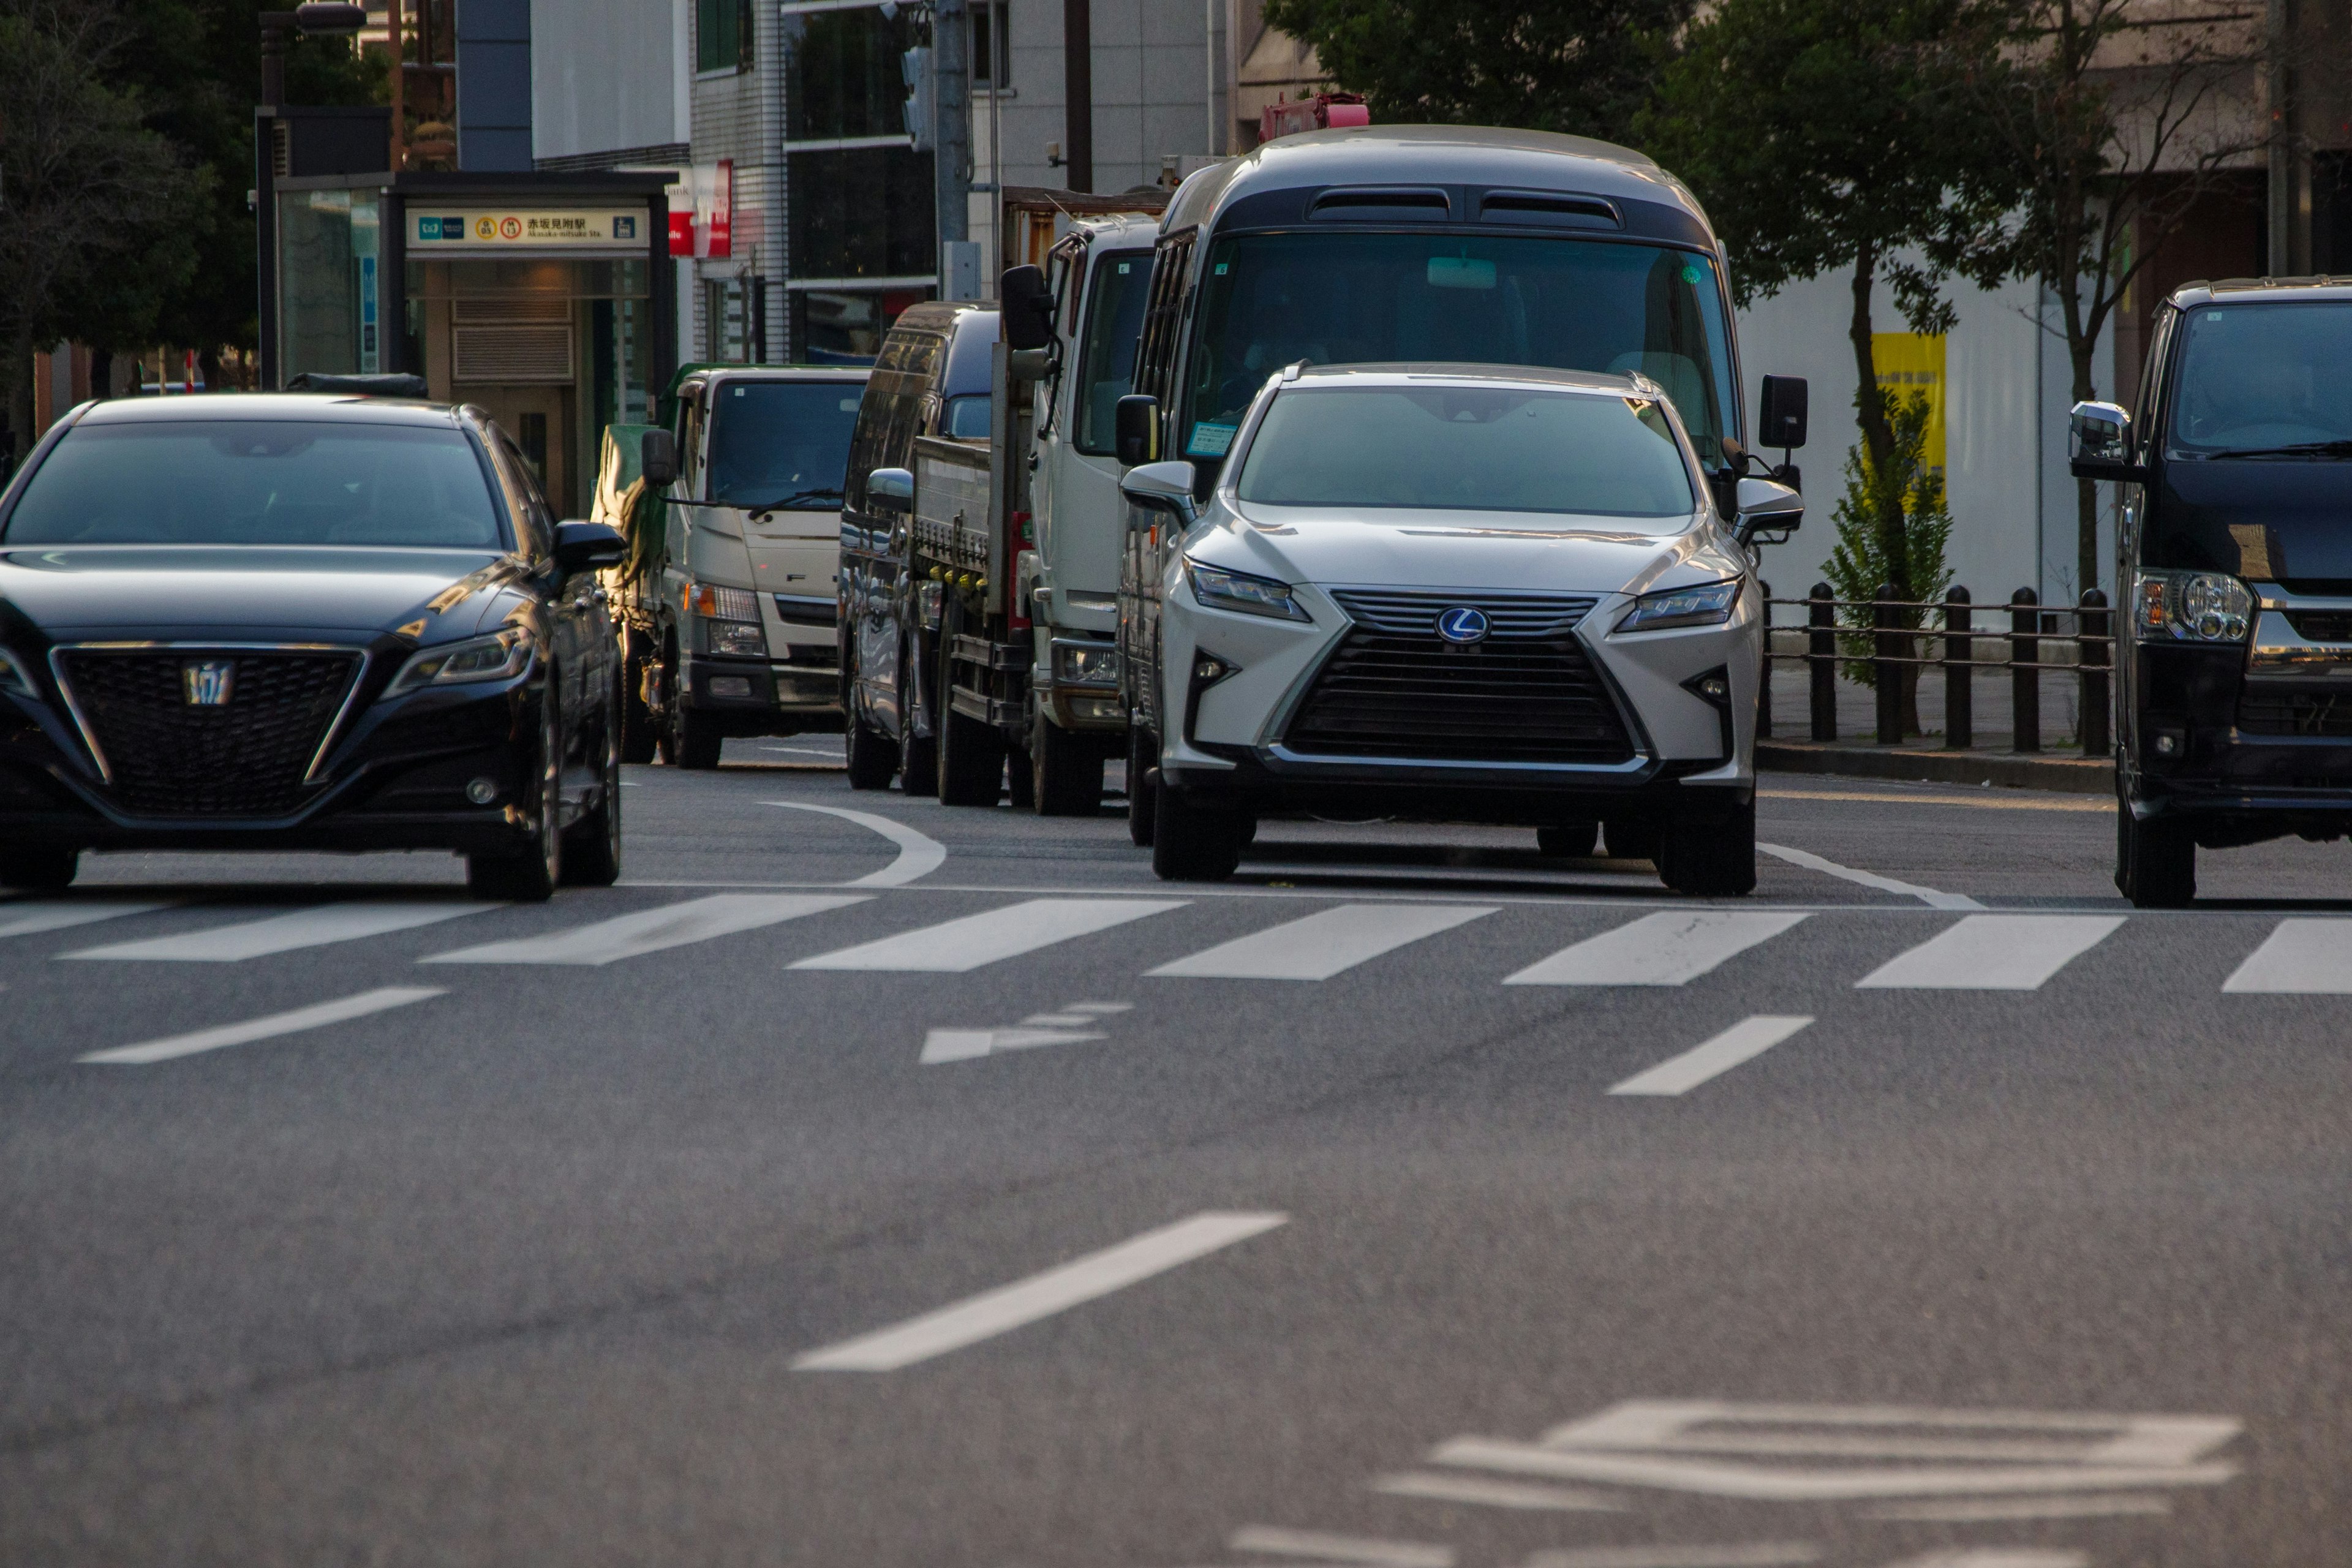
530;0;680;161
1000;0;1226;197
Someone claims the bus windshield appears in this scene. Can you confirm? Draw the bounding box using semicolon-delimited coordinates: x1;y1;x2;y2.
705;380;865;508
1183;232;1737;470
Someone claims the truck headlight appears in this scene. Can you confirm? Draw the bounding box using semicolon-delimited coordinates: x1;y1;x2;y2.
687;582;760;621
1186;559;1309;622
2137;570;2250;643
388;627;534;692
1616;578;1741;633
1053;641;1121;685
704;618;766;657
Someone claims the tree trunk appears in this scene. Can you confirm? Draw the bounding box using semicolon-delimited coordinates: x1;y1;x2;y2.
1847;243;1893;470
2070;333;2101;600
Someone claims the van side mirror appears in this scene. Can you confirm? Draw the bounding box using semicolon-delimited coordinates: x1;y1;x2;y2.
866;466;914;507
1119;459;1199;527
1000;264;1055;352
1115;394;1161;467
639;429;677;488
2070;400;2141;480
1733;476;1803;545
1758;375;1807;450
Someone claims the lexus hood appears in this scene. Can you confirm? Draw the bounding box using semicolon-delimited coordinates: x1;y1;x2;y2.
1195;504;1738;597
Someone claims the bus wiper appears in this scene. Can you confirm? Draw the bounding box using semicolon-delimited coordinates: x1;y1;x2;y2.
2195;440;2352;459
748;486;845;518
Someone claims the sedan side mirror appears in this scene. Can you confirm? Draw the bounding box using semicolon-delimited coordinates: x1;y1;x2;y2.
866;466;914;508
1758;375;1808;450
639;428;677;488
1119;459;1200;528
1115;394;1161;467
2070;400;2142;480
552;519;627;573
1000;264;1055;352
1734;476;1803;545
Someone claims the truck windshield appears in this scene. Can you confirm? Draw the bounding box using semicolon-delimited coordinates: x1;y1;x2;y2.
1235;383;1696;520
1074;250;1153;454
1185;232;1736;470
2169;303;2352;458
705;380;865;507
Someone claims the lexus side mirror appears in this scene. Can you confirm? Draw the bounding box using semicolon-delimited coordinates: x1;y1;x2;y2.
2070;400;2139;480
552;520;627;573
1119;459;1200;527
639;429;677;488
1115;394;1161;467
1757;375;1808;450
866;466;914;507
1000;264;1055;353
1733;476;1803;544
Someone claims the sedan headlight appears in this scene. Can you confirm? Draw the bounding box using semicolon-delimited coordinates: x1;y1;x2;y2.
0;647;37;699
388;627;534;693
2136;570;2251;643
1186;559;1310;622
1616;578;1742;633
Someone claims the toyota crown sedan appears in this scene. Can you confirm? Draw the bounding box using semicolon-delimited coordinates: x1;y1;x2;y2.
1118;364;1801;893
0;394;627;899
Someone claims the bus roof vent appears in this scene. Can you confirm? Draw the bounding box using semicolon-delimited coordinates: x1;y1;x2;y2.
1476;190;1621;228
1306;186;1452;221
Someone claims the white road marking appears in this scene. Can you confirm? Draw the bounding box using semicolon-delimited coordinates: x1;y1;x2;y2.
1866;1493;2170;1521
1882;1554;2087;1568
423;894;866;965
1610;1016;1812;1096
2222;918;2352;992
1523;1547;1819;1568
64;901;492;962
1855;915;2125;990
1506;911;1808;987
1757;843;1983;910
1066;1001;1132;1014
791;897;1184;972
78;986;444;1065
920;1027;1105;1064
1020;1012;1097;1026
766;801;944;886
1149;902;1494;980
792;1210;1285;1370
1368;1471;1625;1512
0;900;172;940
1227;1526;1455;1567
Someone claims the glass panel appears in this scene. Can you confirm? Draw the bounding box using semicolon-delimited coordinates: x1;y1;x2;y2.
697;0;745;72
703;381;868;507
785;7;920;141
1072;250;1153;454
279;188;384;383
789;148;937;279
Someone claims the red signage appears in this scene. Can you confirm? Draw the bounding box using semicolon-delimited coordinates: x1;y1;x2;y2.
669;161;734;259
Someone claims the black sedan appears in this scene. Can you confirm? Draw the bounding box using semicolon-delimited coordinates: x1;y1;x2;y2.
0;393;627;900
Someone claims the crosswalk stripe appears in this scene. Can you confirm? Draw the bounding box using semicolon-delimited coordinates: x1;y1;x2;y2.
423;894;868;965
78;986;445;1065
789;897;1185;973
1855;914;2124;990
1147;902;1495;980
64;901;493;962
1610;1016;1814;1096
2222;919;2352;993
0;900;172;941
1504;911;1809;987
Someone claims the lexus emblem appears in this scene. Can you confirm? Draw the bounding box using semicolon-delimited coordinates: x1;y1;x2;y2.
182;660;235;707
1436;606;1490;645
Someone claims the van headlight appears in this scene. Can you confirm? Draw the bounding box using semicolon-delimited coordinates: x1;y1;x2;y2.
388;627;534;693
1616;578;1741;633
2137;570;2251;643
1185;559;1309;622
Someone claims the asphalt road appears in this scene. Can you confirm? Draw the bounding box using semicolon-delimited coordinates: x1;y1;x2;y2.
6;739;2352;1567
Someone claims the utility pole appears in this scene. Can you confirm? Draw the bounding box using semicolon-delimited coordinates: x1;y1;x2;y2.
1063;0;1092;192
2267;0;2306;274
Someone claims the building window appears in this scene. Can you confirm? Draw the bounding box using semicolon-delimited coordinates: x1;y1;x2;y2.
790;146;937;279
705;277;766;362
784;7;921;141
973;2;1011;89
697;0;753;74
793;288;929;366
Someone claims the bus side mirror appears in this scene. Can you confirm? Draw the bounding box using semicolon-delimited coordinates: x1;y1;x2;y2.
640;429;677;488
1000;265;1055;352
1758;375;1808;450
1115;394;1161;467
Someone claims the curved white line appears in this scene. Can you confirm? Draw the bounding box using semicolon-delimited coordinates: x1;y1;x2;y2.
766;801;948;887
1758;843;1983;911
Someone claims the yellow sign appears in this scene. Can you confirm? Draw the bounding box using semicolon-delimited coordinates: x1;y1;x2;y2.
1872;332;1946;475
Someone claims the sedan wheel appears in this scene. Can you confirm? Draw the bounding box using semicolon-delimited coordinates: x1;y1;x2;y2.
468;682;563;902
560;665;624;887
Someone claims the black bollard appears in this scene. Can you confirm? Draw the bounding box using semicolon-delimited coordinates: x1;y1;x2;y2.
2079;587;2110;758
1945;586;1972;750
2011;587;2041;753
1809;582;1836;741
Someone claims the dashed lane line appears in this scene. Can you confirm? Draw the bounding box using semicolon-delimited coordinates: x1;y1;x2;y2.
64;900;494;962
1226;1525;1455;1567
790;897;1184;973
2221;917;2352;992
764;801;945;887
1367;1471;1625;1512
78;986;445;1065
423;894;867;965
1148;902;1494;980
1609;1016;1814;1096
1854;914;2126;991
1506;911;1808;987
0;900;173;941
1523;1548;1820;1568
1757;843;1985;910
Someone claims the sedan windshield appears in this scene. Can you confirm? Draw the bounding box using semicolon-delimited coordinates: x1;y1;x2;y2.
3;422;505;547
2169;303;2352;457
1186;232;1736;469
1235;384;1697;519
706;380;864;507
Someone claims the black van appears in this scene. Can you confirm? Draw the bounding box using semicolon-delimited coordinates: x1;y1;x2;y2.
838;302;1000;795
2079;278;2352;905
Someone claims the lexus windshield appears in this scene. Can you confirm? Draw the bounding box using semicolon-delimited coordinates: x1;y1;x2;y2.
2;423;506;547
1185;233;1737;469
1235;383;1697;521
705;380;865;507
2170;302;2352;458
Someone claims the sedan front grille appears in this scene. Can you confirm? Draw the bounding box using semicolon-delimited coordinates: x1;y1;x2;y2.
1286;590;1631;764
2238;689;2352;737
58;649;362;816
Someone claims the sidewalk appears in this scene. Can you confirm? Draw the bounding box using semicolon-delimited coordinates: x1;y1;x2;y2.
1755;658;2113;795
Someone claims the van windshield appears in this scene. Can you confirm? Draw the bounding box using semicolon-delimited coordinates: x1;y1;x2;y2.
1184;232;1736;470
705;380;865;508
2169;303;2352;458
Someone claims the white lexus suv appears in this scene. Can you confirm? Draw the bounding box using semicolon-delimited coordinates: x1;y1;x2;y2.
1118;363;1800;893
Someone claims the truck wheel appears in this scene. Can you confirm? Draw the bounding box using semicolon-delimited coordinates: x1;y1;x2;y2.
668;699;723;770
0;843;78;890
845;710;899;790
899;634;938;796
1127;728;1158;847
1602;815;1660;862
1152;783;1243;881
1537;821;1599;858
1656;799;1756;897
2117;806;2195;907
1032;713;1106;816
1006;742;1037;809
618;633;657;764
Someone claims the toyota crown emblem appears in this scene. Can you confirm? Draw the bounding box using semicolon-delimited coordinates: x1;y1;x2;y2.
1436;606;1490;644
182;660;236;706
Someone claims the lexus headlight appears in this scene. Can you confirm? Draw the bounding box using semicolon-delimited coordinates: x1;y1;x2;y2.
1186;559;1309;622
1616;578;1742;633
0;647;37;699
2136;570;2251;643
388;627;534;693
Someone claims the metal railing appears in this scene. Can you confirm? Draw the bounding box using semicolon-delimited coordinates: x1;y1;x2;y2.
1758;581;2113;755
